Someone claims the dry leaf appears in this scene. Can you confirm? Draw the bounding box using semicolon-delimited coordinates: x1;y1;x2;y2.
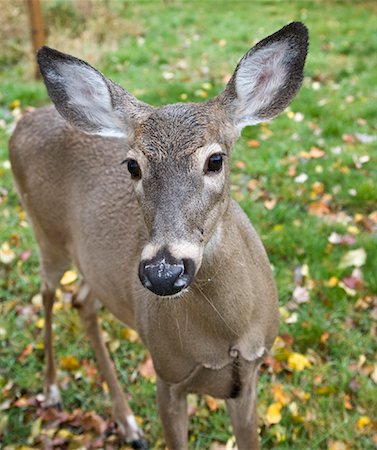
60;355;80;371
0;242;15;264
266;402;283;424
271;384;290;405
122;327;139;343
138;353;156;382
287;353;311;371
60;270;78;285
356;415;371;430
204;395;223;411
339;248;367;269
247;139;260;148
293;286;309;304
18;343;33;362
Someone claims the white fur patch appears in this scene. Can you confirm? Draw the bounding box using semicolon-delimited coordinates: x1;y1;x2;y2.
119;414;143;441
235;41;293;128
43;383;61;407
47;63;126;137
204;223;222;258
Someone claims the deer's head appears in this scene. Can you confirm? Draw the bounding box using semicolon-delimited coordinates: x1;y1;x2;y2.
38;22;308;297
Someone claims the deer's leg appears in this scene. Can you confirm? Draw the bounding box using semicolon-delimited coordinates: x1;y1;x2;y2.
73;283;147;449
41;282;61;407
156;377;188;450
225;364;260;450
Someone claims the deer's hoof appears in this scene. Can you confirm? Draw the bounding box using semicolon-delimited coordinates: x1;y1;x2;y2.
131;438;149;450
42;384;62;409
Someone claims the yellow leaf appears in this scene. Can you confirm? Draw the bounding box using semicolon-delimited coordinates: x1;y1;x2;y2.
122;327;139;343
287;353;311;372
273;224;284;232
271;384;290;405
347;225;359;235
266;402;283;424
60;270;78;285
357;415;371;430
36;318;45;329
326;276;339;287
60;355;80;371
10;99;21;109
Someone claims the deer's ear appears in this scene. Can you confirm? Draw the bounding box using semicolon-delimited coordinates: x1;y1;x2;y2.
220;22;308;131
37;47;151;138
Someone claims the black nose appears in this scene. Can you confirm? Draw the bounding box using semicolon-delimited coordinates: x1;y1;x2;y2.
139;254;195;297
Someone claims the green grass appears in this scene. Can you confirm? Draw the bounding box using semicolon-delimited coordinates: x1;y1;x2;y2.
1;1;376;449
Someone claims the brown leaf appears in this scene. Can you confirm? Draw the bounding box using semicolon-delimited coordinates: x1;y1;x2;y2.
82;411;107;434
138;353;156;381
204;395;223;411
18;343;33;362
234;160;246;169
247;139;260;148
308;147;325;158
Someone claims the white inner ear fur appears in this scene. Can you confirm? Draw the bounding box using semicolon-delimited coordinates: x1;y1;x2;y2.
48;62;126;138
235;41;293;129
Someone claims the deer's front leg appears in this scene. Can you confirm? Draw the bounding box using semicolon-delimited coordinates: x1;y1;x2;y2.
157;377;188;450
73;284;147;449
225;363;260;450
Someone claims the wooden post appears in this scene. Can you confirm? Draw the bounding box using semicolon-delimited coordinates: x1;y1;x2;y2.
26;0;46;79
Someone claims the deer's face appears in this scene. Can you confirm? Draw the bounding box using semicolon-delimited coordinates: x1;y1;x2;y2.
127;104;235;297
37;23;308;297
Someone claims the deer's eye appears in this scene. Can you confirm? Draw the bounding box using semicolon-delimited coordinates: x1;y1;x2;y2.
127;159;142;180
205;153;223;174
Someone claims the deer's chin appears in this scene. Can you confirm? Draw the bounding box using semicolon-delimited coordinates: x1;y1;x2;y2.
158;288;190;300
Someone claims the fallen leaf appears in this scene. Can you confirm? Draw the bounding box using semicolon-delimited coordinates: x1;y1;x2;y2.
247;139;260;148
60;270;78;285
234;160;246;169
264;198;277;210
60;355;80;371
293;286;309;303
287;353;311;372
138;353;156;382
356;415;371;430
18;343;33;362
339;248;367;269
328;440;349;450
204;395;223;411
266;402;283;424
355;132;377;144
271;384;290;406
294;173;308;184
122;327;139;343
0;241;15;264
308;147;325;158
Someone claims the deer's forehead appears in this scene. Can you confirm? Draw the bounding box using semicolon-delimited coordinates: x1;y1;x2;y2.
135;104;221;159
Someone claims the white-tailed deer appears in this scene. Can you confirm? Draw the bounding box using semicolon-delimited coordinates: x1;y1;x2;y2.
9;22;308;449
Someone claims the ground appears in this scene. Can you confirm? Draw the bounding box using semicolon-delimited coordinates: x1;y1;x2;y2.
0;1;376;449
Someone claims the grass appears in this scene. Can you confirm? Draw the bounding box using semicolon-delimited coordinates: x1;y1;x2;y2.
0;1;376;449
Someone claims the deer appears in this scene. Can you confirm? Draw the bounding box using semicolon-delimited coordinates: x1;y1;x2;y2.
9;22;308;449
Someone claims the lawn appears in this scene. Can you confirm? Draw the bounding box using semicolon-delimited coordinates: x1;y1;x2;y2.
0;1;376;449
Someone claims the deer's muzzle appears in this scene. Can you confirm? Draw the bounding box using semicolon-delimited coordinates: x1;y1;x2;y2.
138;252;196;297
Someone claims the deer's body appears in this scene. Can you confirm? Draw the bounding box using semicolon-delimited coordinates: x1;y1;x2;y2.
10;23;308;449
